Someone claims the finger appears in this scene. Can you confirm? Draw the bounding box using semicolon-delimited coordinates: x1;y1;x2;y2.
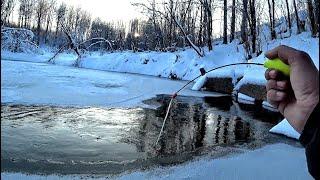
264;69;271;80
266;79;277;91
266;69;286;80
276;80;290;91
267;89;287;102
278;102;288;115
265;45;298;64
267;80;290;92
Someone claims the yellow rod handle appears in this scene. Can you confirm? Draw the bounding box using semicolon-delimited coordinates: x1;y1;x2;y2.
264;58;290;76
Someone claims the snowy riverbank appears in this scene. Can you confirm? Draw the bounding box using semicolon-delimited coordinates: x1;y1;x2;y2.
1;143;312;180
2;32;318;92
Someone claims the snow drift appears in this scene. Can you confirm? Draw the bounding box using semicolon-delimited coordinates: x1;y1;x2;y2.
1;27;41;54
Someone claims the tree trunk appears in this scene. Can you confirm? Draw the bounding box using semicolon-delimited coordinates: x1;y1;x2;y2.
230;0;236;42
241;0;248;43
37;15;41;45
223;0;228;44
272;0;276;39
285;0;292;33
204;0;213;50
45;15;51;44
23;15;27;28
293;0;301;34
249;0;256;53
307;0;317;36
314;0;320;32
198;5;203;46
267;0;276;39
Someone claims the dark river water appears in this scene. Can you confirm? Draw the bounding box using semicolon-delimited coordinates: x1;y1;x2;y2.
1;95;297;176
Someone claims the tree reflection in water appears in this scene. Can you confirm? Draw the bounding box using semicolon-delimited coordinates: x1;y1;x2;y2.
134;95;281;157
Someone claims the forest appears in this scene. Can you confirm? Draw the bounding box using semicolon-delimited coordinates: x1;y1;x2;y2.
1;0;319;58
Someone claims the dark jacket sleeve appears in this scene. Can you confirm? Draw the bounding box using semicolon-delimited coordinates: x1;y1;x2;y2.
299;103;319;179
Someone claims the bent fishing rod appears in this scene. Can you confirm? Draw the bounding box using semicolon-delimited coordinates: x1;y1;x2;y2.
155;58;290;146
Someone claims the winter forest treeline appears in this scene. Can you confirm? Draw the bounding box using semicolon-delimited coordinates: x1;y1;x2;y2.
1;0;319;58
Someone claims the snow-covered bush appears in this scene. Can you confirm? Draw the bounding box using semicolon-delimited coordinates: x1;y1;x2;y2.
1;27;41;53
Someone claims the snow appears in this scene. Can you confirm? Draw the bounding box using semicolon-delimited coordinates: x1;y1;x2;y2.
237;93;255;104
1;27;40;53
79;42;246;81
1;37;247;82
262;101;279;112
1;32;317;88
191;75;207;90
117;143;311;180
270;119;301;140
1;143;311;179
1;60;221;108
1;173;98;180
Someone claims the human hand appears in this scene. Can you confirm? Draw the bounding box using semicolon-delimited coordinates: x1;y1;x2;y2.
265;45;319;133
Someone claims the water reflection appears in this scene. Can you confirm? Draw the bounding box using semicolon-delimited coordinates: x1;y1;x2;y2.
1;95;285;175
131;95;272;157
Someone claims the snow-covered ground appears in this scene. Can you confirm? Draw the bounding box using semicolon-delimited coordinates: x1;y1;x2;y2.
2;32;318;93
1;143;312;180
117;143;311;180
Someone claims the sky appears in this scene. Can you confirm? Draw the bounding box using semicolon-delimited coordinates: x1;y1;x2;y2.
58;0;224;36
9;0;250;37
9;0;290;37
58;0;144;24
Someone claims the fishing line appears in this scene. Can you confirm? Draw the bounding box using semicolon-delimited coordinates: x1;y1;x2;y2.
155;62;264;146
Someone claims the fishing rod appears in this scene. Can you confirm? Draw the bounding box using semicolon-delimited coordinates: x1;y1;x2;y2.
155;58;290;146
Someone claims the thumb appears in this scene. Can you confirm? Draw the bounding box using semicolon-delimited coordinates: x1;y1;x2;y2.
265;45;299;65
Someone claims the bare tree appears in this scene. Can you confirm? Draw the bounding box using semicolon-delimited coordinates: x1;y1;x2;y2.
49;22;113;67
285;0;292;34
66;6;75;33
240;0;248;43
1;0;16;26
18;0;34;28
249;0;256;53
293;0;301;34
44;0;55;44
306;0;317;36
223;0;228;44
315;0;319;29
35;0;50;44
267;0;276;39
230;0;236;42
77;11;91;43
55;3;67;41
200;0;213;50
133;1;204;56
198;4;204;46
